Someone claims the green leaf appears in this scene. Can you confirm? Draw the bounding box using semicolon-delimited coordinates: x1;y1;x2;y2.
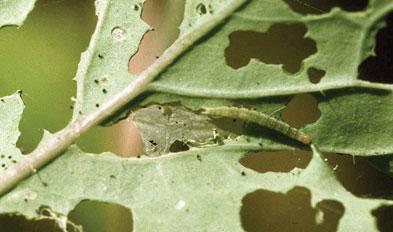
0;0;36;28
131;104;225;156
0;93;24;171
149;0;393;98
0;144;389;231
304;88;393;156
72;0;149;119
2;0;393;230
133;0;393;156
138;88;393;156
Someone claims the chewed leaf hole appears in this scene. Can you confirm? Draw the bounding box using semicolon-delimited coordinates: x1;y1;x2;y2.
372;205;393;232
240;187;344;232
225;23;317;73
0;0;96;154
282;93;320;129
68;200;133;232
129;0;185;74
196;3;207;15
169;140;189;152
239;150;311;173
307;67;326;84
282;0;368;15
0;214;61;232
132;104;243;156
77;120;143;157
359;12;393;84
323;153;393;200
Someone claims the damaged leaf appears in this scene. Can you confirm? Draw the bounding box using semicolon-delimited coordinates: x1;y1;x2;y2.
0;0;36;28
0;143;390;231
0;93;24;171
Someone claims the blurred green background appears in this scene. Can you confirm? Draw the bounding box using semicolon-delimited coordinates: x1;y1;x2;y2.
0;0;96;153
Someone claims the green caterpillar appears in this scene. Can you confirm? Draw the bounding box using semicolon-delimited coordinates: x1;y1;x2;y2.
202;106;311;145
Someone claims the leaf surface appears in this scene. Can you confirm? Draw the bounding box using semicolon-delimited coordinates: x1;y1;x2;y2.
0;0;36;28
149;0;393;97
0;142;389;231
72;0;149;119
133;0;393;156
1;0;393;231
0;93;24;171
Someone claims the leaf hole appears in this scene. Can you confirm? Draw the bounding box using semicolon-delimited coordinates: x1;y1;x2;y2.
323;153;393;200
239;150;311;173
196;3;207;15
129;0;185;74
372;205;393;232
240;187;344;232
169;140;189;153
77;120;143;157
225;23;317;73
282;93;320;129
282;0;368;15
132;104;242;156
307;67;326;84
0;214;62;232
68;200;133;232
358;12;393;84
0;0;96;154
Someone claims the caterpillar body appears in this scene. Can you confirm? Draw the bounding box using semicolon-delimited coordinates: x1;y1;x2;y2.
202;107;311;145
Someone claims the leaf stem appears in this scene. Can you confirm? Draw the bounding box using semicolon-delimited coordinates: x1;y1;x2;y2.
0;0;248;196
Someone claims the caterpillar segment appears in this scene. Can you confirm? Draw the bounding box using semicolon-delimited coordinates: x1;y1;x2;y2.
202;106;312;145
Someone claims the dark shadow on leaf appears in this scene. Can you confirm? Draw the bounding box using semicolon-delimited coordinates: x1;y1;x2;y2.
282;0;368;15
240;187;344;232
210;117;245;135
68;200;133;232
316;88;391;104
244;122;307;148
239;150;312;173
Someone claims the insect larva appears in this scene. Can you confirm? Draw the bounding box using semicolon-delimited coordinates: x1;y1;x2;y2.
202;106;311;145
